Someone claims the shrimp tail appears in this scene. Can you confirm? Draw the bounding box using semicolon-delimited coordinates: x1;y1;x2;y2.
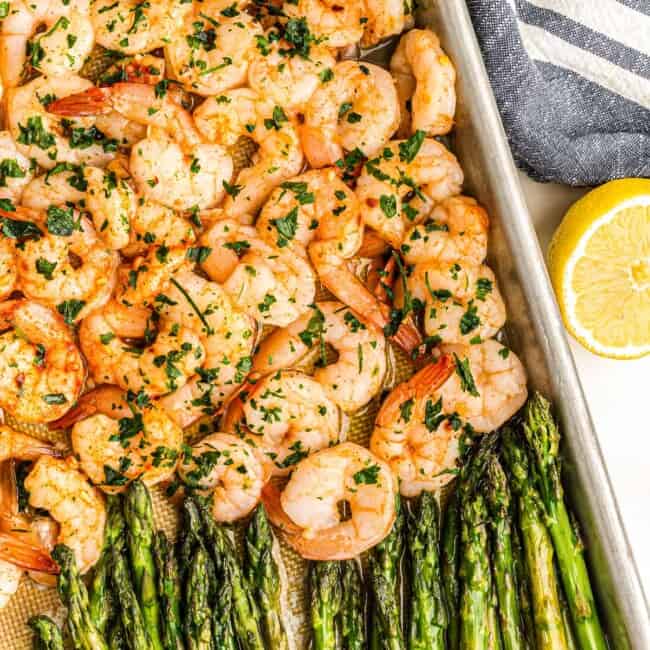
47;87;112;117
0;533;59;574
0;428;62;462
49;385;130;430
358;229;390;258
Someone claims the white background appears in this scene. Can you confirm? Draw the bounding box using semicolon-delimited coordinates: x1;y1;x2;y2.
519;172;650;598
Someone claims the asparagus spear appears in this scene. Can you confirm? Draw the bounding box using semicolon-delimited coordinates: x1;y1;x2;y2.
459;491;492;650
341;560;366;650
245;503;289;650
112;520;154;650
108;620;128;650
28;615;64;650
309;561;341;650
487;577;504;650
368;495;405;650
153;530;185;650
212;564;238;650
124;480;164;650
502;428;568;650
184;547;212;650
441;490;461;650
511;521;535;645
407;491;447;650
52;544;109;650
193;496;265;650
523;393;607;650
89;495;123;637
485;455;529;650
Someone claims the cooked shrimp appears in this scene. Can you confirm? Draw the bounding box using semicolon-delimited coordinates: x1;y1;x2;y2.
0;0;94;88
7;75;116;170
21;166;87;212
52;386;183;494
200;218;316;327
9;206;119;321
402;262;506;345
283;0;365;48
194;89;303;217
248;41;336;114
390;29;456;137
223;370;343;475
47;82;234;210
401;195;489;266
25;455;105;573
79;305;205;398
166;2;263;96
370;355;462;497
0;560;22;610
0;131;33;202
156;270;258;428
300;61;400;168
262;442;396;560
0;239;17;302
437;340;528;433
0;300;85;423
252;301;387;413
362;0;413;48
179;433;267;522
356;137;463;249
91;0;191;55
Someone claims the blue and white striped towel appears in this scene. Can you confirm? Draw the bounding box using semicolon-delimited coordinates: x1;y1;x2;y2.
466;0;650;186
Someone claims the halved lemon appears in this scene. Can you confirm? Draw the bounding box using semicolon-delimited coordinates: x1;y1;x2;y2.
548;178;650;359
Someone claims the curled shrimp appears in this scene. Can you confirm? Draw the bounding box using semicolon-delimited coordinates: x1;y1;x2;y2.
283;0;365;48
179;433;267;522
370;355;461;497
437;340;528;433
401;196;489;266
0;0;94;88
52;386;183;494
165;1;263;96
200;219;316;327
91;0;192;55
390;29;456;137
0;300;85;423
21;167;87;212
25;455;106;573
47;82;233;210
222;370;343;476
402;261;506;345
356;137;464;249
248;40;336;114
0;131;33;203
262;442;396;560
252;301;387;414
6;206;119;322
300;61;400;168
194;88;303;218
8;75;116;170
156;270;258;428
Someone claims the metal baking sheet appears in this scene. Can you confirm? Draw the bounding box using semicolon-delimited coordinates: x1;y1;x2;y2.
420;1;650;647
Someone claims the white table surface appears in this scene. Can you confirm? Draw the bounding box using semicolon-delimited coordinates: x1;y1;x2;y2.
518;172;650;601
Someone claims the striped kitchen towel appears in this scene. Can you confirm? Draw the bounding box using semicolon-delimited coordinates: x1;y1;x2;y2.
465;0;650;185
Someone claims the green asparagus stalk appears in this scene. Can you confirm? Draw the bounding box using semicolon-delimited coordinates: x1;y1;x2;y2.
184;547;212;650
407;491;447;650
368;495;405;650
340;560;365;650
485;455;529;650
441;490;461;650
511;521;535;645
153;530;185;650
459;492;492;650
28;615;64;650
523;393;607;650
559;581;579;650
108;620;128;650
52;544;109;650
112;517;154;650
502;428;569;650
193;496;265;650
89;495;123;636
309;561;341;650
124;480;164;650
244;503;289;650
487;577;504;650
212;564;238;650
